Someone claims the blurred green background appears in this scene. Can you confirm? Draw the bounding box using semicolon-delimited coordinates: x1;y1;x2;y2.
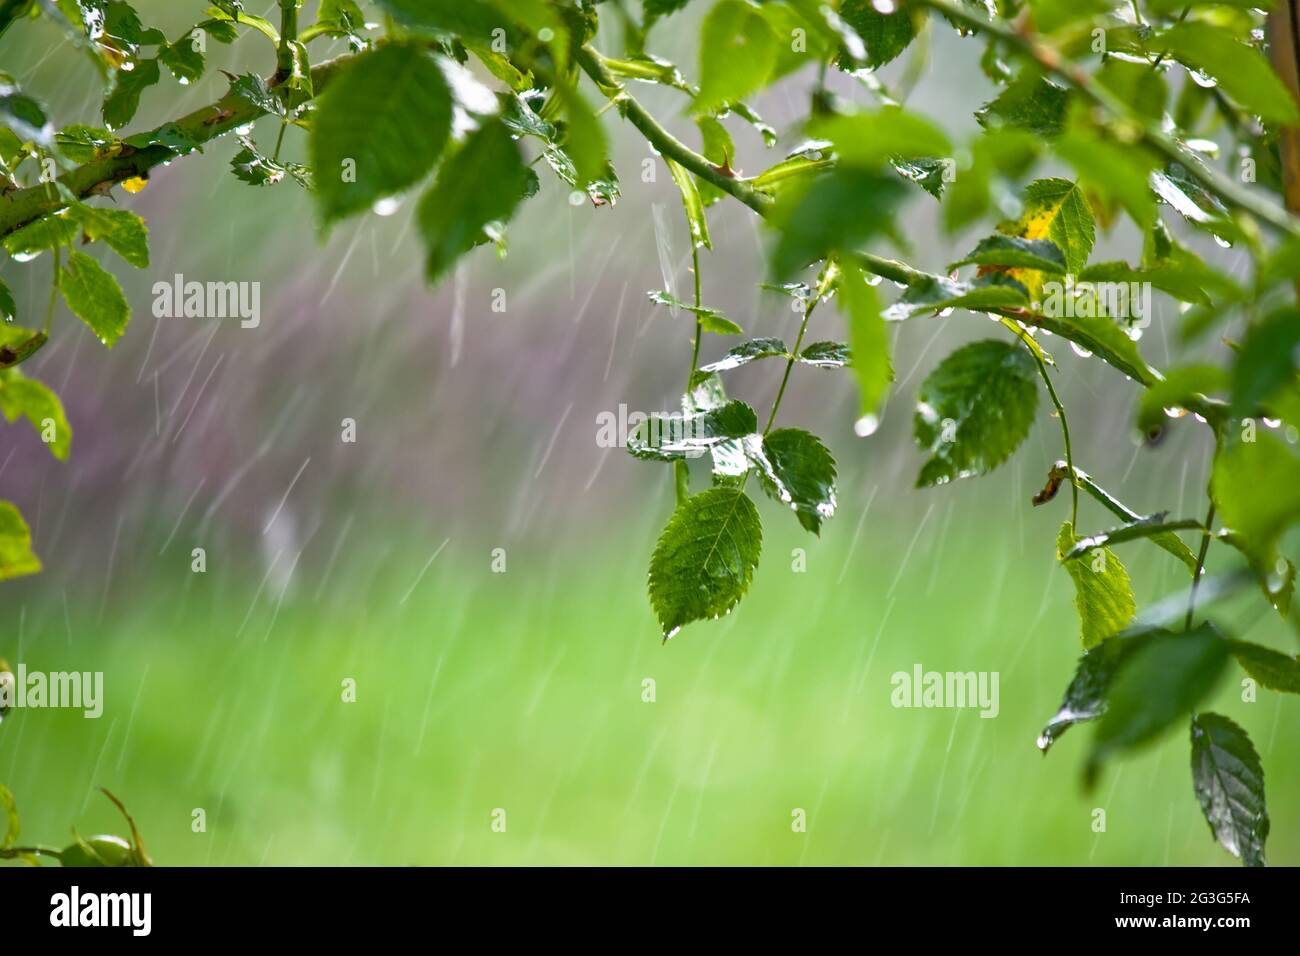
1;2;1297;865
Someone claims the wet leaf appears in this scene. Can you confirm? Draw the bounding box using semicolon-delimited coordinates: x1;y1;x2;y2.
1058;520;1136;650
1190;713;1269;867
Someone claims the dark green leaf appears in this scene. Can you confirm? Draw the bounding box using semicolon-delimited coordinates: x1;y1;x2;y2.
648;487;763;640
1229;640;1300;693
1190;713;1269;867
1086;624;1229;784
628;400;758;460
60;250;130;347
976;76;1070;138
416;119;531;283
770;168;907;280
913;340;1038;487
754;428;837;534
951;235;1066;273
70;204;149;268
1038;633;1151;753
797;341;850;368
103;58;161;131
699;337;788;372
310;43;452;226
837;0;916;69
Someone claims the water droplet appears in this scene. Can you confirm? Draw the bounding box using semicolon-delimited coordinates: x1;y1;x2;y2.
854;414;880;437
235;123;254;136
372;197;401;217
1126;326;1143;341
121;60;135;72
1190;69;1217;89
938;307;954;317
1263;416;1281;428
865;273;882;286
1164;406;1188;419
1070;342;1093;359
872;0;897;12
1213;235;1232;249
178;77;189;86
10;251;38;263
568;190;586;207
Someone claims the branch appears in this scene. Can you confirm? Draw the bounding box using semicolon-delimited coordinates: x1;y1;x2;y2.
576;43;925;287
0;55;350;238
918;0;1300;237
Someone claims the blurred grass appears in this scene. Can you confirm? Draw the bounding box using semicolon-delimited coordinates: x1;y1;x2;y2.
4;503;1297;867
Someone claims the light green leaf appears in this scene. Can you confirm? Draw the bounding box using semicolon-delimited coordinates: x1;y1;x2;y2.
60;251;130;347
0;369;71;460
1056;127;1157;230
1137;364;1227;433
839;260;890;427
1157;22;1298;125
648;486;763;640
0;500;40;581
159;32;205;83
1190;713;1269;867
416;119;532;284
667;158;710;249
694;0;777;115
1058;520;1136;650
1229;640;1300;693
1086;624;1229;783
1031;309;1158;386
770;168;907;280
913;340;1039;487
754;427;837;534
4;215;78;258
70;204;149;268
1212;433;1300;565
648;291;743;334
310;43;453;226
976;76;1070;138
557;85;608;190
810;108;951;167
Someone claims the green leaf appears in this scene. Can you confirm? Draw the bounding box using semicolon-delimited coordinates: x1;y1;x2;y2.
647;291;742;334
0;500;40;581
310;43;453;226
694;0;777;115
4;214;78;258
892;157;949;199
1058;520;1136;650
1212;433;1300;565
839;260;891;428
70;204;149;268
1031;309;1158;386
913;340;1039;487
628;400;758;461
1157;22;1298;125
374;0;518;46
159;31;205;83
1232;308;1300;420
55;124;116;163
0;279;13;324
1137;364;1227;433
228;73;285;117
1056;126;1157;230
1086;624;1229;784
667;158;710;249
60;250;130;347
883;273;1030;320
951;235;1066;273
998;178;1095;279
1190;713;1269;867
416;119;532;284
648;486;763;640
699;337;788;372
0;369;71;460
1229;640;1300;693
810;108;951;167
797;340;850;368
0;784;17;846
754;428;837;534
837;0;916;69
770;168;907;280
1038;633;1148;753
976;76;1070;138
0;325;48;369
0;82;52;146
103;58;161;131
557;85;608;190
695;115;734;206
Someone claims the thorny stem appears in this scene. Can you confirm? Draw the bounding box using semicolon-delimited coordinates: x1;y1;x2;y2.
1186;500;1217;630
1028;347;1078;529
